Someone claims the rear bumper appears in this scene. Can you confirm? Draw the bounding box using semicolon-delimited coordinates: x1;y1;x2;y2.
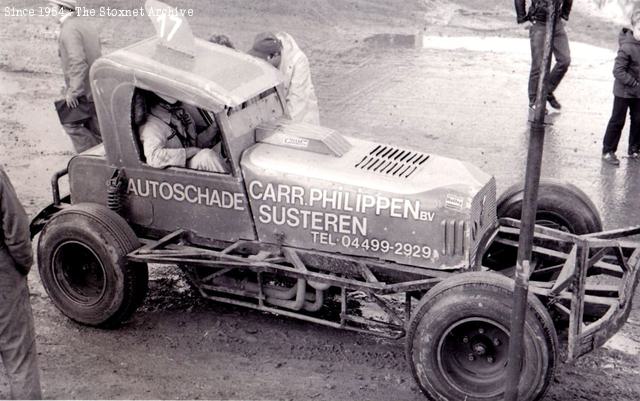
29;168;69;239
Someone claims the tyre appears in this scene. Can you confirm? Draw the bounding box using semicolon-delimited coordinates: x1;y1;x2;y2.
37;203;148;327
496;179;602;234
406;272;558;401
483;180;602;270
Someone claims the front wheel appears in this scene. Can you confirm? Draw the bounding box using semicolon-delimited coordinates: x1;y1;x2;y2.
496;179;602;234
37;203;148;327
406;272;557;401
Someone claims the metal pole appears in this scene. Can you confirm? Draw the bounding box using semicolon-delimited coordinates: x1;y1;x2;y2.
503;2;558;400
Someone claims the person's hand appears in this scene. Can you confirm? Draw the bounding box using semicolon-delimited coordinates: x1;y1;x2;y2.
193;149;228;173
66;93;79;109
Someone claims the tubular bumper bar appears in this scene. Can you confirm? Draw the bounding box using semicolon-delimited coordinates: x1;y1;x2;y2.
30;168;69;239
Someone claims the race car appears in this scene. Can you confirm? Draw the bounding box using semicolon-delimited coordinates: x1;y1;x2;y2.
29;1;640;400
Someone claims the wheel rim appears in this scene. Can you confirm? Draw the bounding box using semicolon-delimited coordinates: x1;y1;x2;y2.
52;240;107;306
535;211;573;233
437;317;511;398
484;211;573;271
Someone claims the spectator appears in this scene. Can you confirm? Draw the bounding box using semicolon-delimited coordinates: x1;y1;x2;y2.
49;0;102;152
249;32;320;124
208;34;235;49
515;0;573;110
602;5;640;166
0;166;42;400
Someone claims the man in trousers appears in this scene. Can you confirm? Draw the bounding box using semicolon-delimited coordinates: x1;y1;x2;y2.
0;166;42;399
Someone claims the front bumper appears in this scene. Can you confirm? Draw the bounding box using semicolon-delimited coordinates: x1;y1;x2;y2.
493;218;640;360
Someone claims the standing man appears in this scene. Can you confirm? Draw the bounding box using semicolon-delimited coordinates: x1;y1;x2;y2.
249;32;320;125
0;167;42;400
50;0;102;153
515;0;573;110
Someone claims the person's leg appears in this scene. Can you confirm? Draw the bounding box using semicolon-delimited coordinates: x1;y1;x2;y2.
603;96;629;154
528;23;547;106
0;264;42;400
547;21;571;96
628;98;640;155
86;104;103;145
1;339;42;400
62;121;101;153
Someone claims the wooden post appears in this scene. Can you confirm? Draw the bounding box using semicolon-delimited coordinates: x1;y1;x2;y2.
504;2;558;400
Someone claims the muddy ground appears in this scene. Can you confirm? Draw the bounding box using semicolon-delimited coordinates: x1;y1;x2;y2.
0;0;639;400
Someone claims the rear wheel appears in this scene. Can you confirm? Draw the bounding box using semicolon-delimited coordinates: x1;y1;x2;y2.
406;272;557;401
37;203;148;327
483;180;602;270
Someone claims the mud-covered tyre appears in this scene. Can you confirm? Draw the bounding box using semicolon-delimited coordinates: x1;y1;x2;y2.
406;272;558;401
496;179;602;234
37;203;148;327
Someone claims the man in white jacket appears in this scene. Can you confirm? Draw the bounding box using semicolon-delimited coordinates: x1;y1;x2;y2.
249;32;320;125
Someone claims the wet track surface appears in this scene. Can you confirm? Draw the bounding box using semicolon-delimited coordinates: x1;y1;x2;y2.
314;37;640;230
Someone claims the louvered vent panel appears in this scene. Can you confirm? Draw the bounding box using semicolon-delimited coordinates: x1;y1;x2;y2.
354;145;430;178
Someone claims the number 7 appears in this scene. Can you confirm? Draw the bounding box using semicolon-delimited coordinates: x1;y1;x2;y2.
167;15;182;41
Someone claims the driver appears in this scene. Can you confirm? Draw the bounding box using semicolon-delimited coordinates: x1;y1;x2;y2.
139;92;228;173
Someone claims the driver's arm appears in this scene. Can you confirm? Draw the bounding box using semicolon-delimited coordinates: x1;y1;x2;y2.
140;120;188;168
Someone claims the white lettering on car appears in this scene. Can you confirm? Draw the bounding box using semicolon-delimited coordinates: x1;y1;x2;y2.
249;180;433;221
247;180;439;260
126;178;245;210
257;205;367;236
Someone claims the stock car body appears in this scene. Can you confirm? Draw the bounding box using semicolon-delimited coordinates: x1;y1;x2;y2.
29;2;640;401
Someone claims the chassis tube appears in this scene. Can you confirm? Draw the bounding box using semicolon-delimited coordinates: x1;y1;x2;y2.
303;289;325;312
51;168;68;206
262;278;307;310
212;276;327;312
264;281;300;300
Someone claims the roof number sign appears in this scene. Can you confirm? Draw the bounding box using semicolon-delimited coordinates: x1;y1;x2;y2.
157;13;182;42
144;0;196;57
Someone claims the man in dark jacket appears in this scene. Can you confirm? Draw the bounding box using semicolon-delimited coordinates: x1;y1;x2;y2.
0;167;42;399
50;0;102;153
601;7;640;165
515;0;573;110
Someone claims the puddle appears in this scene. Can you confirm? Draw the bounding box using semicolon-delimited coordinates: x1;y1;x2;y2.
363;33;421;48
363;33;615;64
420;35;615;63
